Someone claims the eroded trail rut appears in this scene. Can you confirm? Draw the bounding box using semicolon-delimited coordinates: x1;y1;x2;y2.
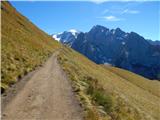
2;51;83;120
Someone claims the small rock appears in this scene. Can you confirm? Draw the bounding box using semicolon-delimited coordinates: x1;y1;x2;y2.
3;113;7;117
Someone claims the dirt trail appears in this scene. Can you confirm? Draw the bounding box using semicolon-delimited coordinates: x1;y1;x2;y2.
2;51;83;120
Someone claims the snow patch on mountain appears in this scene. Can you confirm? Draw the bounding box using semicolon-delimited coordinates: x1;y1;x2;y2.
52;29;81;46
68;29;79;38
52;34;61;41
112;30;116;34
122;41;126;45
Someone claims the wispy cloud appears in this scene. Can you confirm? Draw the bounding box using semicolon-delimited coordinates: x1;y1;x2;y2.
102;9;109;14
90;0;107;4
121;9;140;14
102;8;140;15
90;0;152;4
99;15;125;21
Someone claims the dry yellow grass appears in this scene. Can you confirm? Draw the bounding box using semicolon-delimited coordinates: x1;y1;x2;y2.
2;2;160;120
1;2;60;90
102;65;160;97
58;47;160;120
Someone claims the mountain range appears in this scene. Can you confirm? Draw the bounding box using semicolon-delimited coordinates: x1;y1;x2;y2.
53;25;160;80
147;40;160;46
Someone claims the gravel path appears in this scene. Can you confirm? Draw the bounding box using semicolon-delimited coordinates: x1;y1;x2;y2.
2;51;83;120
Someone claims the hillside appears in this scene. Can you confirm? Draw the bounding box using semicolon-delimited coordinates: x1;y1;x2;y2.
102;65;160;97
58;47;160;120
1;1;160;120
1;2;60;91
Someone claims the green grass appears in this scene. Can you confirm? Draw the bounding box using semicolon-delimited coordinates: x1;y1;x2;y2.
1;2;61;91
57;47;160;120
86;77;113;114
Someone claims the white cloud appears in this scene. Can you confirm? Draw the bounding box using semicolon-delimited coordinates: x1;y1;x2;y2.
100;15;124;21
90;0;152;4
121;9;140;14
90;0;107;4
26;0;156;2
102;8;140;15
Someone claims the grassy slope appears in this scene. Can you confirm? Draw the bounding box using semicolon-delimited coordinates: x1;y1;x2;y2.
102;65;160;97
1;2;160;120
1;2;60;90
58;47;160;120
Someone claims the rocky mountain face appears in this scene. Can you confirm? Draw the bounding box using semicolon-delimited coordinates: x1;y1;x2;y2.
147;40;160;46
52;29;80;46
53;25;160;80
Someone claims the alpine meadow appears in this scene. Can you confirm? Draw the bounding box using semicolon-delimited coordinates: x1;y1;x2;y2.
1;1;160;120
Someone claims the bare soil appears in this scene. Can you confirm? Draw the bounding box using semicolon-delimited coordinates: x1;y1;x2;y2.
1;51;83;120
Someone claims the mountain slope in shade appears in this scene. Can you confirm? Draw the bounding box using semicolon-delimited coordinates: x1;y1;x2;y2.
147;40;160;46
54;25;160;80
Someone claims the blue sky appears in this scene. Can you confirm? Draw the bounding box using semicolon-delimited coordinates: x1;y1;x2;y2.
10;0;159;40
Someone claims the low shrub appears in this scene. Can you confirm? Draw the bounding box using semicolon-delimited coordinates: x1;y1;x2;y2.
86;77;113;114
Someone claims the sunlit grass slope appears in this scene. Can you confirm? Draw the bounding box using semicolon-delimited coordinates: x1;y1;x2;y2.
58;47;160;120
1;2;160;120
1;2;60;91
102;65;160;97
